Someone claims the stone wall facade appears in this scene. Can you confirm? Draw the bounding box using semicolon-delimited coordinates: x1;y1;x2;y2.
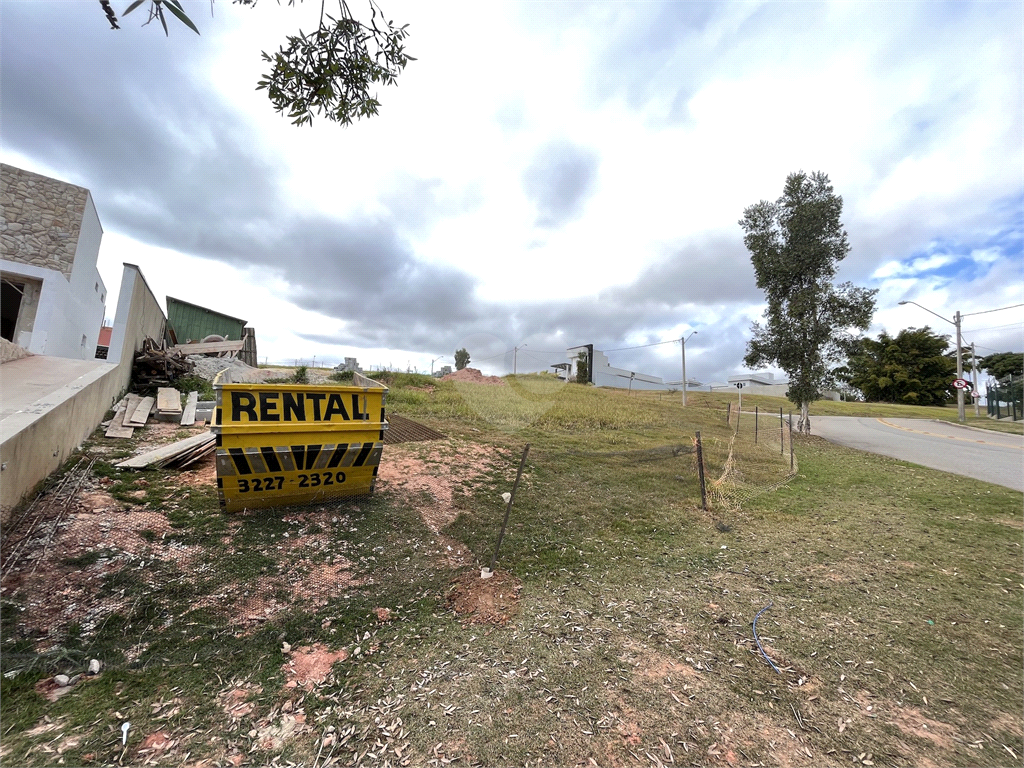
0;164;87;281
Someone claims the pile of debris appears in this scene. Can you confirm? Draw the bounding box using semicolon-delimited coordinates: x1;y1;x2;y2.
132;337;194;389
105;387;205;440
115;431;216;470
441;367;507;386
105;387;215;469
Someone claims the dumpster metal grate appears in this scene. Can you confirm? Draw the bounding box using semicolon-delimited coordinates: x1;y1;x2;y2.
383;414;446;445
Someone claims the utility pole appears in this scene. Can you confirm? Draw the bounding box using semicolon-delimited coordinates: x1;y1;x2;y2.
681;331;697;406
971;342;980;417
955;310;965;424
899;301;968;424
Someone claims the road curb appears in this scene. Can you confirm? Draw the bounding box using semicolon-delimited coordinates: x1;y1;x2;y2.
932;419;1020;436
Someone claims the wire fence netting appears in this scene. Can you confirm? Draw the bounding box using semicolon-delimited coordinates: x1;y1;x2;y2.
0;409;796;696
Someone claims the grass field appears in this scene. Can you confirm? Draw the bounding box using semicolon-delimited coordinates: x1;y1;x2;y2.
665;390;1024;435
1;376;1020;767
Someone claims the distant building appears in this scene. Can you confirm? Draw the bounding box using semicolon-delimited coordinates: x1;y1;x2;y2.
335;357;361;373
728;371;790;396
564;344;666;390
717;371;839;401
432;365;452;378
166;295;247;344
1;164;107;359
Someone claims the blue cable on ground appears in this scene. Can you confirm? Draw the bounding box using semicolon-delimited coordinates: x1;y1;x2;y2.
753;601;782;674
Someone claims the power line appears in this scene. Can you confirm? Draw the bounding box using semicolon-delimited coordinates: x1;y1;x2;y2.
964;322;1024;333
471;349;513;363
603;338;681;353
963;303;1024;318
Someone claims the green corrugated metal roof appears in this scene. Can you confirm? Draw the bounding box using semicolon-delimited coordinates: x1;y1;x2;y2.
166;296;247;344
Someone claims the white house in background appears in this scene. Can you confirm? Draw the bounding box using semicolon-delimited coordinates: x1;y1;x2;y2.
728;371;790;397
564;344;667;390
723;371;841;401
0;164;107;360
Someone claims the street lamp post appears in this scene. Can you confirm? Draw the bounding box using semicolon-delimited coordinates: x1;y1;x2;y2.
430;356;444;376
898;301;965;423
513;344;527;375
681;331;697;407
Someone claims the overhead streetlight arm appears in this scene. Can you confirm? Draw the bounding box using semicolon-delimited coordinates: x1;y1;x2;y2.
898;300;953;326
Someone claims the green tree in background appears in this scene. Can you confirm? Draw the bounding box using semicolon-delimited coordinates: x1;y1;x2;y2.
844;327;956;406
454;348;470;370
740;171;876;433
575;350;589;384
101;0;413;127
980;352;1024;380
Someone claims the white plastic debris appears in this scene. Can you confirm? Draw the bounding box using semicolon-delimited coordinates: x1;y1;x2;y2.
501;492;512;504
121;722;130;746
281;642;291;653
480;567;494;580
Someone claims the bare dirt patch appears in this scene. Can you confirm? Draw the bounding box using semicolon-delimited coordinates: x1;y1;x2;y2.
447;569;522;625
377;440;509;566
282;644;349;690
221;685;263;721
192;557;361;627
891;706;959;750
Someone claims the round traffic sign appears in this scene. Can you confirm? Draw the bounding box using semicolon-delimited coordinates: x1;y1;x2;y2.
952;378;970;389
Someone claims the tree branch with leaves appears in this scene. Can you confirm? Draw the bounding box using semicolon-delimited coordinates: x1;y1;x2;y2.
103;0;413;127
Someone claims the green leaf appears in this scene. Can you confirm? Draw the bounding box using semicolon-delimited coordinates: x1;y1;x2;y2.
122;0;146;16
163;0;200;34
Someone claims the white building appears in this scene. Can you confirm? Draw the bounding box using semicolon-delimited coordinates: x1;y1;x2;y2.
1;165;107;360
565;344;666;390
723;371;840;401
727;371;791;397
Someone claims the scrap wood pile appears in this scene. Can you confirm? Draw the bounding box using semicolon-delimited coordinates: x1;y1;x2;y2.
132;336;194;389
115;431;216;470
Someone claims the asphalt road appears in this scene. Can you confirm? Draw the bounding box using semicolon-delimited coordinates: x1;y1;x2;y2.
809;417;1024;492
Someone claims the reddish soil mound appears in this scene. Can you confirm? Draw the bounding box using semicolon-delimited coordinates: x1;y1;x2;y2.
447;569;522;625
441;367;507;386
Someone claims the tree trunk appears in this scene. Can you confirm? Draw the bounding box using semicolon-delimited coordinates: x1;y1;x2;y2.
798;401;811;434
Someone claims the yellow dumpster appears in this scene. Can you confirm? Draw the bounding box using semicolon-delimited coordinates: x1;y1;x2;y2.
212;374;387;512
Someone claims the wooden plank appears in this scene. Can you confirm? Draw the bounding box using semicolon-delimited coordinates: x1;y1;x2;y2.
157;387;182;413
116;432;215;469
174;444;216;469
127;396;155;426
180;391;199;426
171;340;245;355
121;394;143;427
105;404;134;438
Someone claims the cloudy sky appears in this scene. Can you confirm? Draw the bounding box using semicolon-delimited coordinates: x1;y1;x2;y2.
2;0;1022;384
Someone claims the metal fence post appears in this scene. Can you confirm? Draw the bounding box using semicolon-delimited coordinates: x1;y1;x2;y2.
779;407;784;454
726;402;731;425
489;443;531;573
755;406;759;444
695;431;708;511
788;412;794;471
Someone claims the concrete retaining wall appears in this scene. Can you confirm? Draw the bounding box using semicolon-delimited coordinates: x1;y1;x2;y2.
1;263;166;521
1;361;121;518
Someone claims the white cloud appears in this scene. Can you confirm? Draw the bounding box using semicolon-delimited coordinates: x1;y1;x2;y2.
2;0;1021;382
